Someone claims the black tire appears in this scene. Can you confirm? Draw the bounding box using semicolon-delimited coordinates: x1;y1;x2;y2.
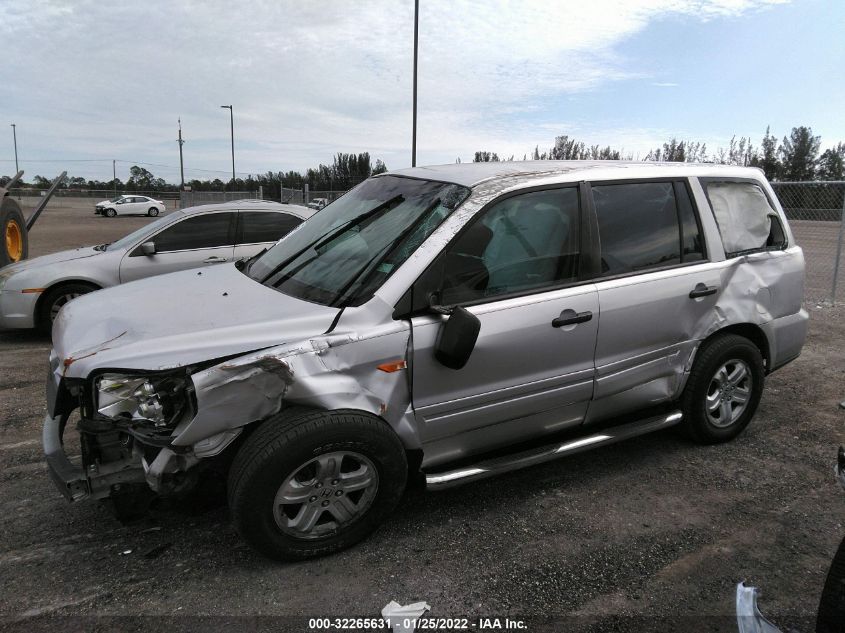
38;282;98;333
680;333;764;444
228;408;407;561
1;196;28;266
147;207;159;217
817;535;845;633
105;208;116;217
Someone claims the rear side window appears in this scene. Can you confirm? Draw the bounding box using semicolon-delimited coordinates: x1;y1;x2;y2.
705;181;776;256
152;213;234;252
591;181;704;275
239;211;303;244
592;182;680;275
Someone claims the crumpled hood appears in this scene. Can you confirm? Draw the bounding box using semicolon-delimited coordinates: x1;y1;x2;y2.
53;263;340;376
2;247;101;277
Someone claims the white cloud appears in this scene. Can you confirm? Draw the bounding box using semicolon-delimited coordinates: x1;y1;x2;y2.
1;0;789;181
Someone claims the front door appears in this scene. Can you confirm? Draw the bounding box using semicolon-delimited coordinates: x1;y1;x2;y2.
119;211;236;283
408;186;599;467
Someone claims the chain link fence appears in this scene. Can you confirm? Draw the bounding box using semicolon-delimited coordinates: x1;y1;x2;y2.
771;181;845;304
306;190;348;205
179;190;259;208
280;187;305;205
7;188;183;208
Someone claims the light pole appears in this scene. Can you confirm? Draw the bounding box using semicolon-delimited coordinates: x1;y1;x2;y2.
411;0;419;167
220;105;234;187
177;118;186;190
10;124;19;173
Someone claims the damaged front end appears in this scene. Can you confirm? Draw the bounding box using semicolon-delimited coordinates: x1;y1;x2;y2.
44;353;207;504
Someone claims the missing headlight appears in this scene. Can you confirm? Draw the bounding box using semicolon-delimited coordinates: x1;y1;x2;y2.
96;373;189;427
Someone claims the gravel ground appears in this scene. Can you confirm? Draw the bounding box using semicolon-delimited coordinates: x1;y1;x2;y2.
1;203;844;632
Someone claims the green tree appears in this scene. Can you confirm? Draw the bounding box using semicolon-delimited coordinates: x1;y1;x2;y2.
780;126;820;181
817;143;845;181
749;126;781;180
473;151;500;162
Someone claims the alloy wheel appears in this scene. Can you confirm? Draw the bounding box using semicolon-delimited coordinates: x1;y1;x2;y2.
272;451;379;540
705;359;752;428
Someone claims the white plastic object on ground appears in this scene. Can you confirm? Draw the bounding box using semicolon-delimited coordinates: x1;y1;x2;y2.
381;600;431;633
736;582;783;633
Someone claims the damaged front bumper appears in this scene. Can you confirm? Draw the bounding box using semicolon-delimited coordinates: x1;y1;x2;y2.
43;413;146;502
43;412;205;503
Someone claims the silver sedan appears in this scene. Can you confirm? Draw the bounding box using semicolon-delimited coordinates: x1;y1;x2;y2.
0;200;313;331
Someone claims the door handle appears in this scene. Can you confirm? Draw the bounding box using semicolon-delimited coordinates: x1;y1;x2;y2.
203;256;228;263
689;283;718;299
552;310;593;328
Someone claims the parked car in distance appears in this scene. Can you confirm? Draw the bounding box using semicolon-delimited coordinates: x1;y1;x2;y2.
95;195;167;217
308;197;329;211
0;200;313;331
44;162;808;560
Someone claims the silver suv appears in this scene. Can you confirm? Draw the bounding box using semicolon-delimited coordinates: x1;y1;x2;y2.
43;161;808;560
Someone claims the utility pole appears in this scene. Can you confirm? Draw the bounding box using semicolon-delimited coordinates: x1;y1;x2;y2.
112;159;117;196
177;118;186;190
411;0;419;167
11;124;18;172
220;105;235;187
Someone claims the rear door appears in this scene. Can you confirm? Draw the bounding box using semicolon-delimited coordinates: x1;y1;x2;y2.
408;185;599;465
585;179;722;423
233;210;304;260
119;211;236;282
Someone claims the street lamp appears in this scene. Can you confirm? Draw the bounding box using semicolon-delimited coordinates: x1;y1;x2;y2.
10;124;19;173
220;105;235;187
411;0;419;167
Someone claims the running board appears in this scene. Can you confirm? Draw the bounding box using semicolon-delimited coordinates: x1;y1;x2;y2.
424;411;683;490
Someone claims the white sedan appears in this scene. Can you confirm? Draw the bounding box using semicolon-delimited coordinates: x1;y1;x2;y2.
95;195;166;217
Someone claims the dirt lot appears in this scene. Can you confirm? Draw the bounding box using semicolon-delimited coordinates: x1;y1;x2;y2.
1;202;844;632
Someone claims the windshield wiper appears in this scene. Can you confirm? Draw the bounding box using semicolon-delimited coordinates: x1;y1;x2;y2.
259;194;405;285
329;198;442;308
93;243;111;252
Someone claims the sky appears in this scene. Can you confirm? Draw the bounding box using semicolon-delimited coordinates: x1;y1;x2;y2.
2;0;844;184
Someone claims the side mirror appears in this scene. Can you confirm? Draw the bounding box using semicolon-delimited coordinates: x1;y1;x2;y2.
141;241;156;256
434;305;481;370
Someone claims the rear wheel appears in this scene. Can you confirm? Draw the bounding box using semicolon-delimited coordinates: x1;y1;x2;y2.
1;196;28;266
228;408;407;560
38;282;98;333
147;207;159;217
681;333;764;444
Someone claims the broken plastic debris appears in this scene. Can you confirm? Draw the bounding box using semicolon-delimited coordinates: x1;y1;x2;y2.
735;582;782;633
118;549;133;556
381;600;431;633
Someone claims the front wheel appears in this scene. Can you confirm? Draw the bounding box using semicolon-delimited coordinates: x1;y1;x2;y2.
147;207;159;217
228;408;407;560
105;208;116;217
681;333;764;444
39;282;98;333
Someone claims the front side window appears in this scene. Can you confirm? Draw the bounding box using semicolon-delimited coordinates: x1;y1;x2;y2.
152;212;234;252
239;211;303;244
434;188;581;305
247;176;470;307
592;182;683;275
